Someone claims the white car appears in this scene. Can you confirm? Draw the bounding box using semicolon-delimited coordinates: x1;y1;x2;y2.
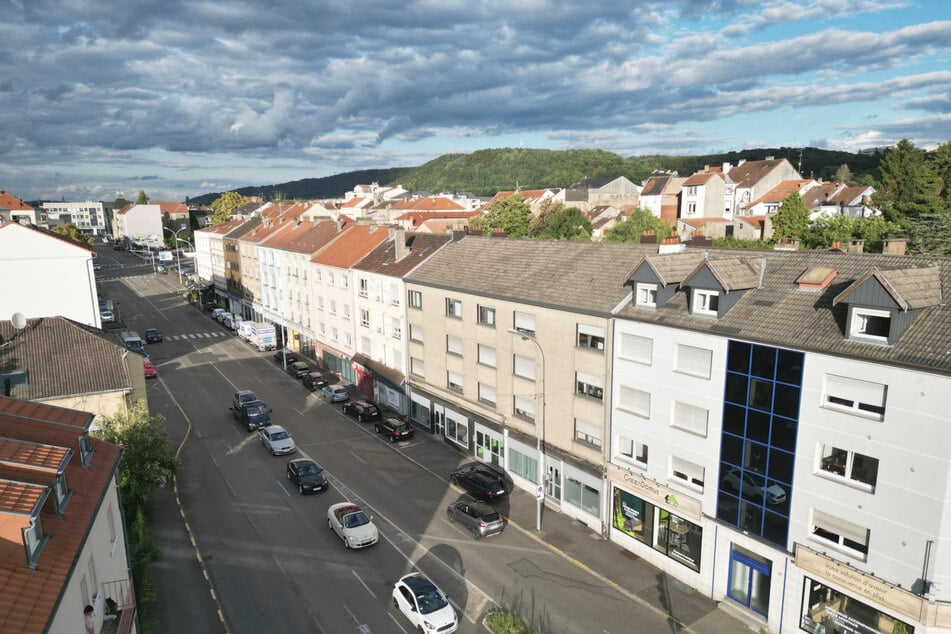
327;502;378;549
259;425;296;456
100;310;115;324
722;467;786;505
392;572;458;634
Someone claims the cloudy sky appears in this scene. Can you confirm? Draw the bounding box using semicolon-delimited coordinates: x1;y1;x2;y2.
2;0;949;202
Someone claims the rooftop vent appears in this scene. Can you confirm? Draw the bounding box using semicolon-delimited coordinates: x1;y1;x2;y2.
796;266;837;291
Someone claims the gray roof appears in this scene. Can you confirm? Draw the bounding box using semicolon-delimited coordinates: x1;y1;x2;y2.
684;256;763;291
405;236;657;316
0;317;133;400
832;265;940;310
639;252;704;286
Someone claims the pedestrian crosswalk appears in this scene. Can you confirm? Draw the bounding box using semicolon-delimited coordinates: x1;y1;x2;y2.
164;331;230;341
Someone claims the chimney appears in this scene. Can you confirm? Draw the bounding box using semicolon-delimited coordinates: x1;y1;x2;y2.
847;239;865;254
883;238;907;256
765;155;774;161
830;241;841;251
737;159;746;167
658;232;685;254
389;225;409;261
722;162;731;173
639;229;656;244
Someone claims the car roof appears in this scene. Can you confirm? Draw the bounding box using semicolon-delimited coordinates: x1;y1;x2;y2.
266;424;286;433
290;458;318;468
238;390;255;397
334;503;361;515
401;573;437;594
354;400;374;407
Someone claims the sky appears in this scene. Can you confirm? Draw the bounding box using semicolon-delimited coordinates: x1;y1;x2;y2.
2;0;950;203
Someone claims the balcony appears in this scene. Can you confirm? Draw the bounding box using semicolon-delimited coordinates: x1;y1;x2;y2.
100;578;136;634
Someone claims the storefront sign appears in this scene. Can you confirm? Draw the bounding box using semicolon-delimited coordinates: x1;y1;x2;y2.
606;463;701;521
795;544;923;621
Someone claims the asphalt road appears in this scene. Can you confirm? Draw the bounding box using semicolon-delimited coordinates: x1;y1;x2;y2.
95;246;695;634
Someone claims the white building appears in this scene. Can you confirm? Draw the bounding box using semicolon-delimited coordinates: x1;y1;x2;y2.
111;204;163;246
41;201;110;237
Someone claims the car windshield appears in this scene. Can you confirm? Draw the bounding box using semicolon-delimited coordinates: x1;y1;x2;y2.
270;431;289;441
390;421;408;431
344;511;370;528
240;393;256;402
247;405;267;416
299;463;320;475
415;586;449;614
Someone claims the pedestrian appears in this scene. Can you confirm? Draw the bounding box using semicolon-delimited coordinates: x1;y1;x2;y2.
84;604;95;633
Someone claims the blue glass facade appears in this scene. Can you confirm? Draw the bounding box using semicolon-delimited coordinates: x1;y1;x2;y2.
717;341;803;548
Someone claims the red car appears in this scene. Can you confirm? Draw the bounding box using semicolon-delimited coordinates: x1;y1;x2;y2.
143;358;158;379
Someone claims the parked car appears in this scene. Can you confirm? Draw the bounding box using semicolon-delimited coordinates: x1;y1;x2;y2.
286;459;328;494
232;390;258;411
721;467;787;505
392;573;458;634
212;308;227;322
322;384;350;403
301;371;331;391
143;358;158;379
260;425;296;456
145;327;163;343
232;399;272;431
100;310;115;324
273;349;299;365
375;417;414;442
286;361;311;379
450;462;512;502
93;262;102;271
446;500;505;539
342;400;381;423
327;502;378;549
202;301;218;312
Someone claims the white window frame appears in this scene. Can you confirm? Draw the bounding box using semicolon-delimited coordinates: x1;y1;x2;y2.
817;444;879;491
390;283;401;306
674;344;712;379
619;333;652;365
849;307;891;342
617;437;648;467
513;354;536;380
635;283;658;308
360;309;370;328
576;372;604;400
447;371;463;392
477;344;496;368
670;456;704;491
358;277;369;298
823;374;887;420
692;288;720;316
810;509;870;561
618;385;650;418
446;297;463;318
514;311;536;336
408;289;422;309
671;401;708;436
447;334;463;356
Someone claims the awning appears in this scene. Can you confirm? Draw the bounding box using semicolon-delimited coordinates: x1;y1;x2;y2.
352;353;405;388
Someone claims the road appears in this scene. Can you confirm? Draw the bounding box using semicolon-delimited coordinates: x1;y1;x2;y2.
95;245;693;634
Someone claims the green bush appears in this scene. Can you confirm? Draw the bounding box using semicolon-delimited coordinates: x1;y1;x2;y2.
485;609;542;634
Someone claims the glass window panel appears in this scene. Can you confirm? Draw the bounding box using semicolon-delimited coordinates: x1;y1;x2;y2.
750;567;771;615
746;410;770;443
762;510;789;546
727;341;751;374
768;448;795;484
770;416;797;451
724;373;748;405
851;453;879;487
721;434;743;466
772;383;800;419
750;346;776;379
718;490;740;524
775;349;804;385
748;378;773;411
744;441;768;473
722;404;746;436
740;501;762;533
728;559;751;605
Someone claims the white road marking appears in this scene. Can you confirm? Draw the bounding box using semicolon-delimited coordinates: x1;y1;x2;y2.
349;451;367;465
352;570;376;599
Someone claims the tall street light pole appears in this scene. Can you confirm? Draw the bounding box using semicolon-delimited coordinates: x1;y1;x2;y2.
163;224;187;286
509;329;545;532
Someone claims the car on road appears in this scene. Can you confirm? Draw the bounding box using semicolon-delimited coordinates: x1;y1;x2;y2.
93;262;102;271
450;462;512;502
273;349;299;365
300;371;331;391
232;390;258;411
322;384;349;402
143;358;158;379
721;467;787;505
392;572;458;634
212;308;227;322
100;310;115;324
145;327;163;343
286;459;328;494
447;500;505;539
342;400;381;423
327;502;378;549
232;399;272;431
375;417;414;442
260;425;296;456
286;361;311;379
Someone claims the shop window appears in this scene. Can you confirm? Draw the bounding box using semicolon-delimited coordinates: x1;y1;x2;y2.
728;545;771;617
564;475;600;517
818;445;878;490
801;577;914;634
619;333;652;365
509;448;538;484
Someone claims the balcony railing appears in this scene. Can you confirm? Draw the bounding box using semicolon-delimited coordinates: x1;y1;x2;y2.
100;578;136;634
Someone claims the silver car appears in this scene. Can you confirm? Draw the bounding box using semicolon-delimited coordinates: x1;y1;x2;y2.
446;500;505;539
259;425;296;456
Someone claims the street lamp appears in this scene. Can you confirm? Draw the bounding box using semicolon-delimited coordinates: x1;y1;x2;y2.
508;328;545;532
163;224;188;285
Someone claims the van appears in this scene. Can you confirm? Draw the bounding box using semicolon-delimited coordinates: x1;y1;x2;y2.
121;330;145;355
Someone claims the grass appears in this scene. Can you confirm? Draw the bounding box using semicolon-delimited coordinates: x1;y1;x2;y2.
485;609;543;634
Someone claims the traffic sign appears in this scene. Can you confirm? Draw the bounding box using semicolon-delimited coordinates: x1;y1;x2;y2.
536;485;545;501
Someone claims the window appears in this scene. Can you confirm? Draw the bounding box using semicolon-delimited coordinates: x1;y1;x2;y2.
329;300;336;314
328;272;335;285
317;296;325;311
692;289;719;316
391;318;401;339
343;305;351;320
635;283;658;308
341;275;349;289
564;475;600;517
574;419;601;447
314;270;322;282
577;324;605;351
23;516;47;566
620;333;652;364
675;344;712;379
618;437;648;466
514;395;535;421
514;311;535;335
360;309;370;328
447;371;463;391
509;447;539;484
361;336;371;353
410;357;425;377
446;297;463;318
87;557;99;603
478;305;496;326
390;283;400;306
728;546;771;617
818;445;879;489
78;435;92;466
409;323;423;342
358;278;368;297
576;372;604;400
513;354;536;380
672;401;708;436
477;344;496;367
687;202;697;215
823;374;887;419
849;307;891;342
447;335;463;356
408;289;422;309
670;456;704;490
331;327;338;342
618;385;649;418
810;509;869;560
478;383;497;405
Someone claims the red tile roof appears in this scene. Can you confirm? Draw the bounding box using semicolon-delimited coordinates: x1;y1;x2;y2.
393;210;482;226
261;218;348;253
311;225;390;268
0;190;33;211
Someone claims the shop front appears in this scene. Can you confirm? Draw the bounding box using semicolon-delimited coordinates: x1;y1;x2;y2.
352;353;407;414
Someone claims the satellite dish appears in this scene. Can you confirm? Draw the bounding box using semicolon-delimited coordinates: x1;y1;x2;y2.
11;313;26;329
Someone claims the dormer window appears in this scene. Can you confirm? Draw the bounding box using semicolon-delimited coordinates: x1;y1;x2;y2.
692;289;719;316
24;516;47;567
78;434;93;466
635;283;657;308
51;474;72;515
849;307;891;342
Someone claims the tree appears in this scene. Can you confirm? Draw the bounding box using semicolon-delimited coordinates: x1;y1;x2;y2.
903;213;951;256
51;222;93;247
94;400;180;516
528;198;563;237
770;191;810;241
210;191;249;224
471;194;533;238
534;206;592;241
874;139;940;222
602;208;672;243
802;214;900;252
834;164;853;184
136;190;149;204
932;140;951;208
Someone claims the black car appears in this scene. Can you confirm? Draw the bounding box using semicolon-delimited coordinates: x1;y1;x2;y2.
450;462;513;502
342;400;381;422
286;361;310;378
286;459;328;494
274;349;299;365
300;371;331;391
145;328;163;343
374;417;414;442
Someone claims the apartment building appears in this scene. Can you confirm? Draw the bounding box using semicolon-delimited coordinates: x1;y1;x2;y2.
42;201;110;236
609;248;951;633
404;236;656;528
